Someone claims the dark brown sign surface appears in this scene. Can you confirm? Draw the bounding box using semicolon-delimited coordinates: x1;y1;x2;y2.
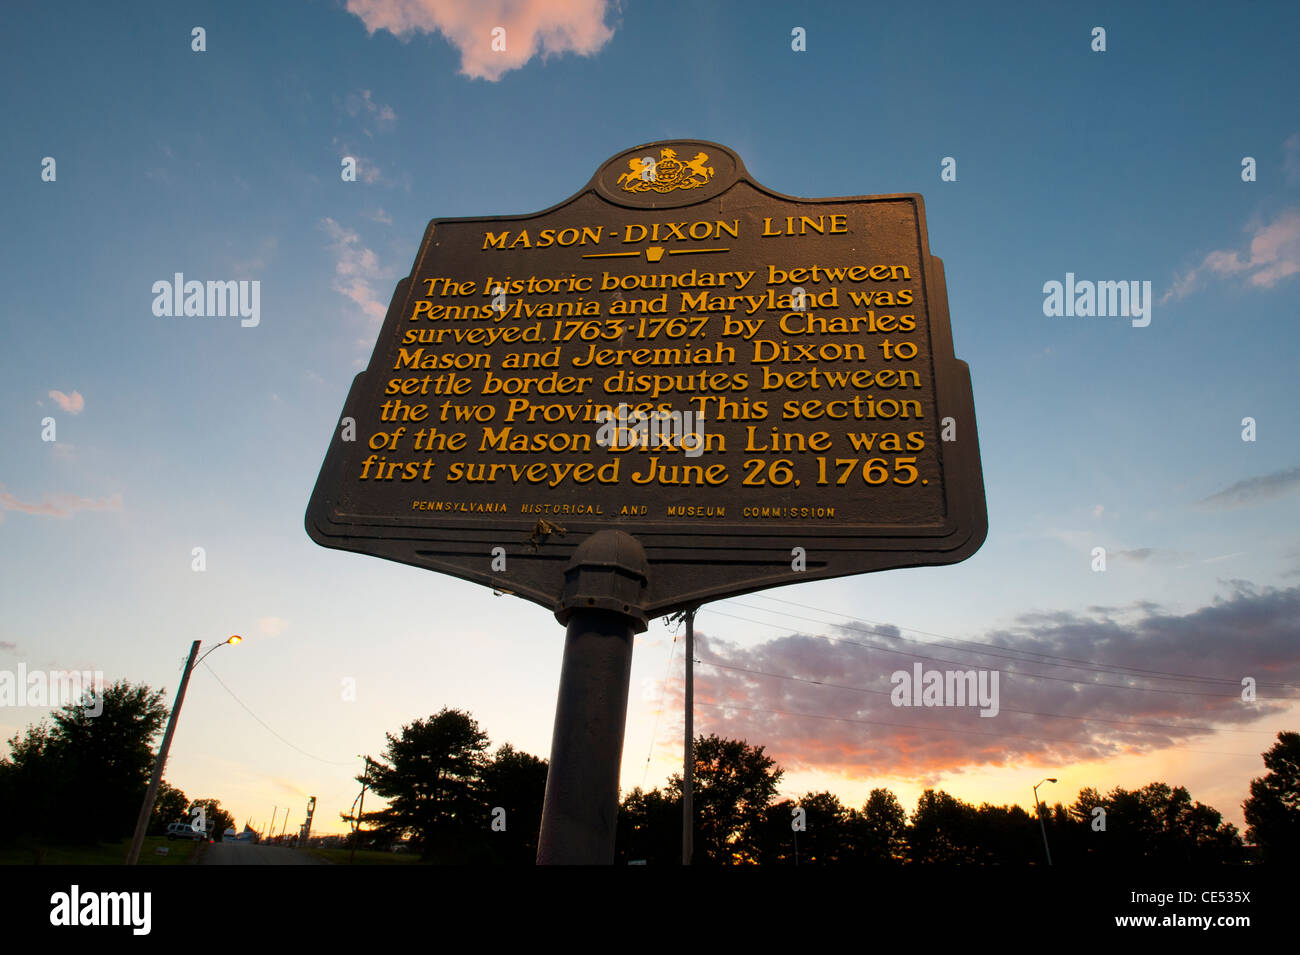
306;140;987;616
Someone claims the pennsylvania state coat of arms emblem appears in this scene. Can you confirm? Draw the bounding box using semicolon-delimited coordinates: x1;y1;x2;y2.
616;147;714;194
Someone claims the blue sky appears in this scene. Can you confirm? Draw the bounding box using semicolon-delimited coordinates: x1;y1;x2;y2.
2;0;1298;837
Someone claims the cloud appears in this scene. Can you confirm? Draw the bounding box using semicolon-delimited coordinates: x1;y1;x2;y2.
366;207;393;225
0;641;16;651
0;485;123;518
344;89;397;134
1285;132;1300;186
320;218;390;324
1091;504;1104;519
272;777;309;797
47;390;84;414
672;585;1300;780
1111;548;1195;565
330;136;384;184
1196;465;1300;510
232;236;278;275
258;616;289;637
1162;207;1300;303
346;0;616;81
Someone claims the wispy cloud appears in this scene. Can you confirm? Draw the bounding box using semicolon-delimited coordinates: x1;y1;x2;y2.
331;136;383;184
232;237;278;275
320;218;390;324
47;390;84;414
346;0;616;82
0;485;123;519
1196;466;1300;510
1162;207;1300;303
1284;132;1300;186
1111;548;1195;565
343;89;397;136
258;616;289;637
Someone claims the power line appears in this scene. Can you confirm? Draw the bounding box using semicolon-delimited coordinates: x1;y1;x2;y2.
200;662;354;766
640;622;679;790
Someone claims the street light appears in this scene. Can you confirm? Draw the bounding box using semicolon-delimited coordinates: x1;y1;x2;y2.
125;635;242;865
1033;777;1058;866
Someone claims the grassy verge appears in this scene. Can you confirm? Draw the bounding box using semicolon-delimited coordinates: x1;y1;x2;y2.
0;835;202;865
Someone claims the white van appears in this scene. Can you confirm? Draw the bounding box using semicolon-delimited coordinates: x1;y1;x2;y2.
166;821;212;841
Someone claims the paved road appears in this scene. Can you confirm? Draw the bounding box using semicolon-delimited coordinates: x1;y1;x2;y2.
199;839;332;865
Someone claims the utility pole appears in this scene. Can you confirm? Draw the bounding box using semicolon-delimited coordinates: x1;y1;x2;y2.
126;634;239;864
682;607;696;866
126;640;200;865
349;756;371;865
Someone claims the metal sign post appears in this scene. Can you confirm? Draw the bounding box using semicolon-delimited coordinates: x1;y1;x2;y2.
305;140;987;864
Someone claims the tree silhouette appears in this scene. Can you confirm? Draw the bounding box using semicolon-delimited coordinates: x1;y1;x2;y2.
852;788;908;863
907;789;978;863
762;790;849;864
665;734;782;864
190;797;235;840
1070;781;1242;863
478;742;547;863
616;786;680;865
361;707;490;861
1243;730;1300;863
0;680;167;844
148;781;190;834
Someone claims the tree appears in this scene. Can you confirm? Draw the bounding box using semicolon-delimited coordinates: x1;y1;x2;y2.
851;788;908;863
763;791;849;864
1243;730;1300;863
190;798;235;841
1072;781;1243;863
148;781;190;835
666;734;782;864
0;721;62;845
970;802;1038;864
361;707;490;861
907;789;978;863
478;743;547;863
616;786;680;865
0;681;168;844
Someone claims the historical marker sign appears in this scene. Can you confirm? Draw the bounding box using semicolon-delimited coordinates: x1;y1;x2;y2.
306;140;987;617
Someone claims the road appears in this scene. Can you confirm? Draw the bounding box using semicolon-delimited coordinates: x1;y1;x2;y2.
198;839;332;865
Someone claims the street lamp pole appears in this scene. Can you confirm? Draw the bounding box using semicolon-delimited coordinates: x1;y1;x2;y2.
1033;777;1058;867
125;635;241;865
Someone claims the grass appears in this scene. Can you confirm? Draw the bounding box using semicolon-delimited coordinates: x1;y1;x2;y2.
304;846;422;865
0;835;204;865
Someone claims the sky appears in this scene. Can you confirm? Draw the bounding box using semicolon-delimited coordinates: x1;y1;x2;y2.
2;0;1298;841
